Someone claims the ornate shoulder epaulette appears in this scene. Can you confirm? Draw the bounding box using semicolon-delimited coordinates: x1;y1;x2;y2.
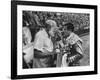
65;33;83;45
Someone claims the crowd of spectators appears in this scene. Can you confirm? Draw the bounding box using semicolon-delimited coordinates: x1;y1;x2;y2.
23;11;90;41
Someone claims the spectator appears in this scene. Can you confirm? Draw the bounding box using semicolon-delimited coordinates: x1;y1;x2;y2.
22;26;33;68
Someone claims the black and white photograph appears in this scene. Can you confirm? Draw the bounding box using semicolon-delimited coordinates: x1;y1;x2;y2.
22;11;90;68
11;1;97;79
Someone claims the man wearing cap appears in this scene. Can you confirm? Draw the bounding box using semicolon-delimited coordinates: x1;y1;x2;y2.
33;20;58;68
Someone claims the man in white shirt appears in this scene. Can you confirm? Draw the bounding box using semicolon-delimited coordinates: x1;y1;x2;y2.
33;20;58;68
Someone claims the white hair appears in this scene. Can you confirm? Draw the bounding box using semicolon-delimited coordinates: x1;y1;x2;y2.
46;19;58;28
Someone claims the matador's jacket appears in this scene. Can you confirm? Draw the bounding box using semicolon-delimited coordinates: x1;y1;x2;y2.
61;32;83;67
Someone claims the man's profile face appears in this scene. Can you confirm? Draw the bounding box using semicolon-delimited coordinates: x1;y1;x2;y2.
49;27;55;37
46;20;58;37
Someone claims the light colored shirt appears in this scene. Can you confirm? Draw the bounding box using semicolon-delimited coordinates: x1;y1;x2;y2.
34;29;53;53
23;27;32;44
33;29;54;68
22;27;33;63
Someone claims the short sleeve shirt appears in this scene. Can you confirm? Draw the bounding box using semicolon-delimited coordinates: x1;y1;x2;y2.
34;29;53;53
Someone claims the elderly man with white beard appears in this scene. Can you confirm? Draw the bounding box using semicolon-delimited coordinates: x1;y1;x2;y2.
33;20;59;68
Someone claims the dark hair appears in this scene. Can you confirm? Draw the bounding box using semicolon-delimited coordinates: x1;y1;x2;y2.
64;23;74;32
